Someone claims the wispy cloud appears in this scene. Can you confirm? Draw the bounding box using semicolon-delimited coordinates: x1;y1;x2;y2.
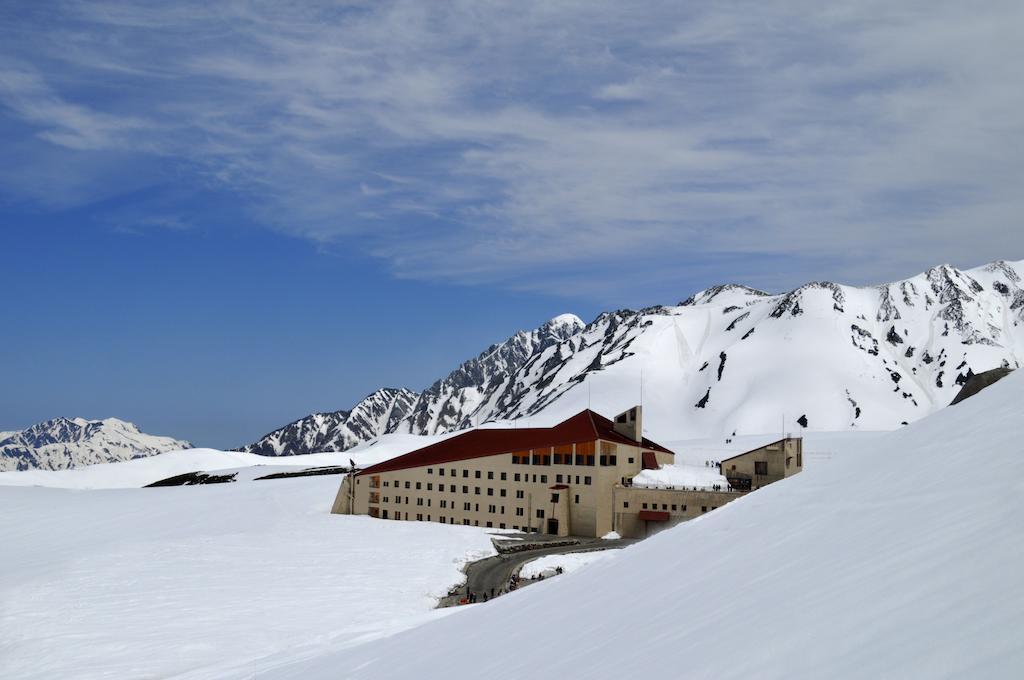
1;0;1022;298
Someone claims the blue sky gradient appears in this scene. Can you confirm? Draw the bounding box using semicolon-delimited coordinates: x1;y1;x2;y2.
2;1;1022;446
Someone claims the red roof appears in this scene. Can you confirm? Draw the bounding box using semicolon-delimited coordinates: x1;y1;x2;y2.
637;510;670;521
357;409;673;476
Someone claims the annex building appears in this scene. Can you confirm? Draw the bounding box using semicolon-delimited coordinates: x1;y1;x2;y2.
332;406;803;539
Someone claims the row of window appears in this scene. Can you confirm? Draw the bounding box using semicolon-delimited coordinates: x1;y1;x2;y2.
383;498;572;517
387;512;545;532
386;473;593;491
623;501;718;514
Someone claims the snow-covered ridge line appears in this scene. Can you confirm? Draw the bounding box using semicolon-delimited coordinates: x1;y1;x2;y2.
0;417;191;472
244;259;1024;455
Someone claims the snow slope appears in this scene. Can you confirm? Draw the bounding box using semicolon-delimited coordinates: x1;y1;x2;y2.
259;367;1024;679
0;416;191;471
0;475;498;679
0;432;454;489
243;259;1024;454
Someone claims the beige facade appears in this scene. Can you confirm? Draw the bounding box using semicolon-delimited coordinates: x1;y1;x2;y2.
333;435;670;538
719;437;803;490
332;411;803;540
614;486;745;538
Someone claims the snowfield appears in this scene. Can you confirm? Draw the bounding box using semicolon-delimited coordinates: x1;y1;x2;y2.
252;370;1024;679
0;432;453;489
0;475;497;679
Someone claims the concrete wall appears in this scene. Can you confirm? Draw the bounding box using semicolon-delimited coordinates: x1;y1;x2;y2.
615;486;746;539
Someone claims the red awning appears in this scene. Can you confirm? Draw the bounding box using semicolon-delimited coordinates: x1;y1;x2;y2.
637;510;670;521
642;451;659;470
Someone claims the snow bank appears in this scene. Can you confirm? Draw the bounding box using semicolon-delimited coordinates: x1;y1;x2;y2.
631;462;727;489
519;550;620;579
0;475;498;679
260;370;1024;679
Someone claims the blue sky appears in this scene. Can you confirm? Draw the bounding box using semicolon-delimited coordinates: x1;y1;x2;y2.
2;1;1022;447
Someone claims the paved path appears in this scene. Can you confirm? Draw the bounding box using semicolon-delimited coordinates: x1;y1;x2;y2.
439;535;637;607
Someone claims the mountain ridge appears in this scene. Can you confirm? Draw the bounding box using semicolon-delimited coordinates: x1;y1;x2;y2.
241;258;1024;455
0;417;191;471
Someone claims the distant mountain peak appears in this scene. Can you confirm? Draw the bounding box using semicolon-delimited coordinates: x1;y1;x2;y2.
0;417;190;472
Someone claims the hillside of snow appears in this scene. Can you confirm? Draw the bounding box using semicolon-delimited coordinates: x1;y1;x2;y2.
0;416;191;471
244;259;1024;454
0;474;498;679
257;367;1024;679
0;432;455;489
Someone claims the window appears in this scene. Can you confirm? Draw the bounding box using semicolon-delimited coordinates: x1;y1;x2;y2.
474;503;480;512
574;494;579;504
551;493;559;503
500;523;506;529
427;499;431;507
500;489;507;497
516;507;524;516
427;468;433;475
415;482;421;490
416;514;423;521
514;473;521;482
475;470;481;479
475;487;481;495
628;457;634;464
500;506;504;514
556;474;563;483
395;496;401;504
500;472;507;481
462;485;469;494
405;481;410;489
642;503;648;509
584;476;592;485
599;455;617;466
487;471;494;480
450;469;455;477
474;520;479;526
516;490;525;499
463;519;470;526
531;474;537;483
417;498;423;506
438;469;444;476
439;516;445;523
702;506;708;513
536;509;545;519
488;504;496;513
755;461;768;475
662;504;667;510
540;475;548;484
426;483;432;491
440;500;447;508
449;484;456;492
383;481;389;487
575;476;580;484
486;521;493;528
464;502;471;511
671;504;677;511
682;505;687;511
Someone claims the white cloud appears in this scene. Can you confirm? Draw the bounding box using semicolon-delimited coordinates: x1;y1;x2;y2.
0;0;1022;297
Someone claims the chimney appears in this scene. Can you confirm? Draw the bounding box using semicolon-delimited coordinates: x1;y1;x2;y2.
612;406;643;443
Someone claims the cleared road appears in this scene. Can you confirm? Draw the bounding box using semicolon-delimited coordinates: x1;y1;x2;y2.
439;537;636;607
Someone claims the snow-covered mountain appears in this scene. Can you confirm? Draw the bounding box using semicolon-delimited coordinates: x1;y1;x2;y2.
238;387;418;456
263;336;1024;680
0;417;191;472
244;259;1024;454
